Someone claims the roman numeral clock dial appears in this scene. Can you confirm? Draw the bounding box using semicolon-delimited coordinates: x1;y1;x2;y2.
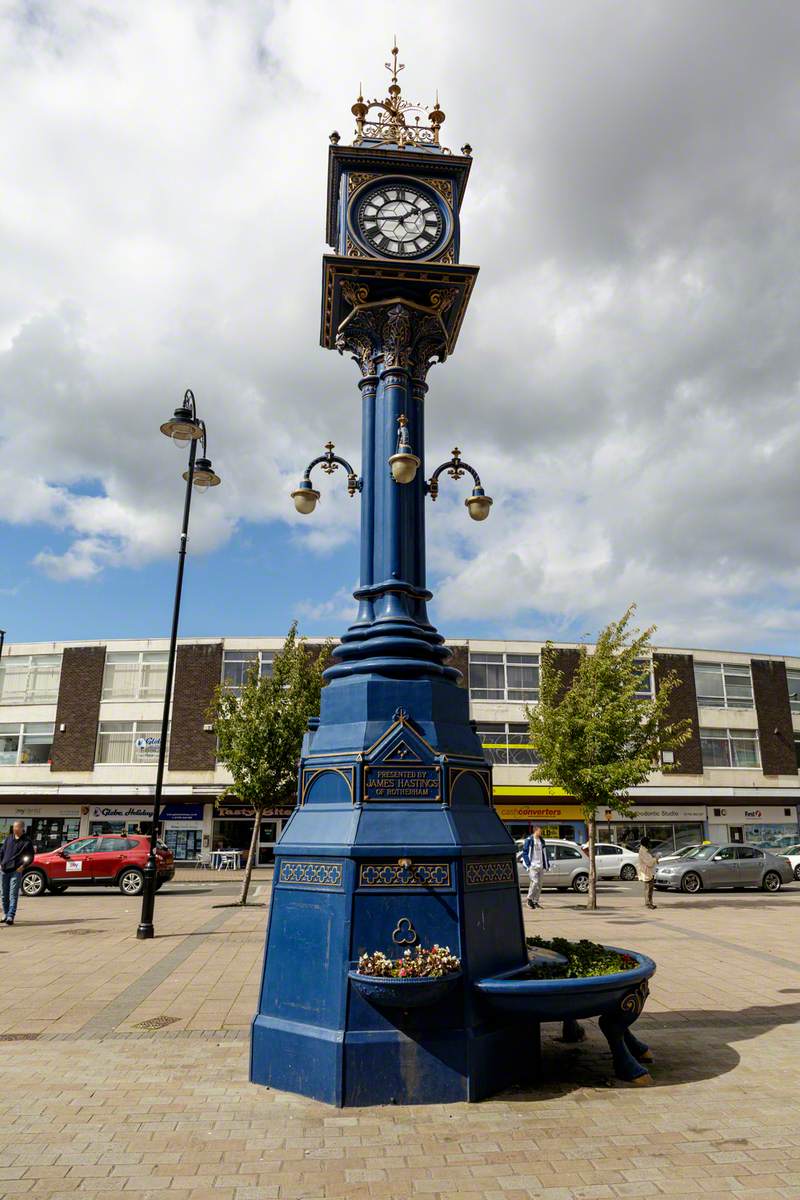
354;182;446;258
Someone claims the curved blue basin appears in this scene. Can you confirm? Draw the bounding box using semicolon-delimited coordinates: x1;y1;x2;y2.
475;946;657;1083
349;968;462;1009
475;947;656;1022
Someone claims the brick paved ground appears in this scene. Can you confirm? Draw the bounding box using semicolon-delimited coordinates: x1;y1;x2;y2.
1;875;799;1199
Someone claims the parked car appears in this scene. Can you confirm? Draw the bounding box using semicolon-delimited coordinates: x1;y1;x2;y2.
516;839;594;894
778;843;800;881
581;842;639;881
22;835;175;897
654;843;794;894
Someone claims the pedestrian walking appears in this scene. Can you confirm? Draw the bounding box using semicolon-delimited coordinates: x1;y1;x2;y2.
638;836;658;910
0;821;35;926
522;826;550;909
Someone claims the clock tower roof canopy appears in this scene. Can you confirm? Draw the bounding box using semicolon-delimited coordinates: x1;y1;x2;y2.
325;41;473;248
343;39;455;156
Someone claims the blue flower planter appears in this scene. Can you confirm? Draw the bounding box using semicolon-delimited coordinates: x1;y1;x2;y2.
349;968;462;1010
474;947;656;1083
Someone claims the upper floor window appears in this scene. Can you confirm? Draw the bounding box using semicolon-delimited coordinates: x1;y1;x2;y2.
694;662;753;709
633;657;653;700
469;652;539;702
699;726;760;769
0;722;54;766
222;650;275;697
0;654;61;705
786;668;800;714
96;720;168;764
102;651;168;701
478;722;538;766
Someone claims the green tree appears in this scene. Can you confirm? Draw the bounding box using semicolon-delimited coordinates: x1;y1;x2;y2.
526;606;692;910
210;623;333;905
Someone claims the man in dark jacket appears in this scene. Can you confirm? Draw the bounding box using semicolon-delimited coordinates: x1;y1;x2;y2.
0;821;35;925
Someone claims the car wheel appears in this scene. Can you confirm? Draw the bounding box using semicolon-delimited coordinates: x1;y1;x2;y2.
573;873;589;893
118;868;144;896
762;871;781;893
794;865;800;882
21;870;47;897
48;883;67;895
620;864;637;881
681;872;702;894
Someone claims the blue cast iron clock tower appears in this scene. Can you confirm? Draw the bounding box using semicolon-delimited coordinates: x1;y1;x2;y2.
251;45;529;1106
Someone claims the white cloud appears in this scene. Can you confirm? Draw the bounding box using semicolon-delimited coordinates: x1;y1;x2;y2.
2;1;800;649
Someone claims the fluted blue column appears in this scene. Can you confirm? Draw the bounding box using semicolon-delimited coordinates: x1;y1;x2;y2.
352;372;378;629
326;306;456;683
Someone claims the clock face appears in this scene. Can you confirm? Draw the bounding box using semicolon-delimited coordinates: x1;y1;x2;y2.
355;182;446;258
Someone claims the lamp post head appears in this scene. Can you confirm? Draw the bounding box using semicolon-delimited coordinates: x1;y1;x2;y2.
465;486;493;521
160;406;203;447
291;480;321;514
183;457;221;492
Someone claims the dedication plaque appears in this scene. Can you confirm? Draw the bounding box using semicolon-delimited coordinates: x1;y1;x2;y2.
364;765;441;802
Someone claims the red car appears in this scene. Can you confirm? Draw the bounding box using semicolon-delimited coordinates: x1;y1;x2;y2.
22;834;175;897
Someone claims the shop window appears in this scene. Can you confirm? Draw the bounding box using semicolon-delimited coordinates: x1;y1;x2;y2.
699;727;760;768
0;653;61;705
96;721;168;764
694;662;753;709
795;737;800;769
28;817;80;852
470;653;539;702
0;723;54;766
102;651;168;701
222;650;275;696
162;828;203;861
478;723;538;765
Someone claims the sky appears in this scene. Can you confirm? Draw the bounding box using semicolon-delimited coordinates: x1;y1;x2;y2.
2;0;800;654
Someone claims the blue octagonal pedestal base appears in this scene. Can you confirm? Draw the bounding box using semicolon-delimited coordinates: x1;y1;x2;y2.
250;673;536;1106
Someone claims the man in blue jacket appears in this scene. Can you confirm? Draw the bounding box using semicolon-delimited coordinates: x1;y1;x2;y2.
0;821;35;926
521;826;550;909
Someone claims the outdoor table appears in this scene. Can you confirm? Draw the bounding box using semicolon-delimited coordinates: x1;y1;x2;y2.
211;850;242;870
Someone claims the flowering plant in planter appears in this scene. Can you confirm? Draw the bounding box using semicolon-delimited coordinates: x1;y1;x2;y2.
357;944;461;979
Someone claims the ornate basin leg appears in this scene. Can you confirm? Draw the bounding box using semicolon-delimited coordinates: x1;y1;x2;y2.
560;1019;586;1043
597;981;653;1085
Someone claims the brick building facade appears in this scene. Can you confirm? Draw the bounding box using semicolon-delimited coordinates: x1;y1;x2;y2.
1;635;798;861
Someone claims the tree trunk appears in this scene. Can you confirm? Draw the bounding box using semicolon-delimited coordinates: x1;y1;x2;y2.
238;808;261;905
587;812;597;910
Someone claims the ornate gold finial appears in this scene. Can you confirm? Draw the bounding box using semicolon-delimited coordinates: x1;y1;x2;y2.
349;40;451;153
385;37;404;90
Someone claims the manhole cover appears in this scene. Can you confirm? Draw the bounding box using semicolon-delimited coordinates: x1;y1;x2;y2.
0;1033;40;1041
132;1015;180;1030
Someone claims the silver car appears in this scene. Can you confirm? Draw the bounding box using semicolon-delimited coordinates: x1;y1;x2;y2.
654;843;794;894
516;839;592;894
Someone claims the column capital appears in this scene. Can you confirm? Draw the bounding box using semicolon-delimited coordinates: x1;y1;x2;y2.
335;296;456;384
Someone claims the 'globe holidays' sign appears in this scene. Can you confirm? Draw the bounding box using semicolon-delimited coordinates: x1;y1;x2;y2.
364;765;440;802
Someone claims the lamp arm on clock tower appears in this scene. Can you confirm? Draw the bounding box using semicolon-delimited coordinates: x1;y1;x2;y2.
290;442;361;514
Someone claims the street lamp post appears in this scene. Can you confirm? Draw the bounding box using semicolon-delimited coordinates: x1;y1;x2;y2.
136;389;220;940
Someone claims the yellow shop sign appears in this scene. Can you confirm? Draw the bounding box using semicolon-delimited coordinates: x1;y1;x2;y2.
494;804;584;821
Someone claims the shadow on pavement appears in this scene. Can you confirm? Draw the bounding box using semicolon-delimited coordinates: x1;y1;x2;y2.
500;999;800;1099
11;917;116;927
